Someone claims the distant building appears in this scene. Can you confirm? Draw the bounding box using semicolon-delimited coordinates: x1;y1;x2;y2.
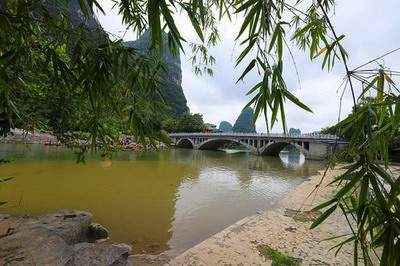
204;123;218;133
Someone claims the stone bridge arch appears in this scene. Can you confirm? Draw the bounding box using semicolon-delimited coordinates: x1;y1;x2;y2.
170;133;346;160
259;141;309;157
197;138;257;153
175;138;195;149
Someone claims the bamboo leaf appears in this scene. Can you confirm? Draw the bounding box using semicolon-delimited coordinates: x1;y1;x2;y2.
236;39;256;65
312;47;327;59
310;205;337;229
246;81;263;96
312;197;337;211
282;89;313;113
236;2;260;40
234;0;258;14
237;59;256;83
181;4;204;42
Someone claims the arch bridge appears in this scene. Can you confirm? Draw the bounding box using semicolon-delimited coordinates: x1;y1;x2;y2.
169;132;348;160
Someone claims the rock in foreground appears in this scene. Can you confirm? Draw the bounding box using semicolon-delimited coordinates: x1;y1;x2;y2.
0;210;132;266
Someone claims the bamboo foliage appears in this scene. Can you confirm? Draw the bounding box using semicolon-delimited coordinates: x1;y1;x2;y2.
0;0;168;152
1;0;400;264
113;1;400;264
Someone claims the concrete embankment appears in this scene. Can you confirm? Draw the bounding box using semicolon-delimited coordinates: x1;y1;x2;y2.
169;167;357;265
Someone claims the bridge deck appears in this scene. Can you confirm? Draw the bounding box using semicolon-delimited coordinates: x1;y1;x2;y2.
170;132;348;159
169;132;346;143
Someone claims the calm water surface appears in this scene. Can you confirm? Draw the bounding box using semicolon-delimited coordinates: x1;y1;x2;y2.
0;144;324;256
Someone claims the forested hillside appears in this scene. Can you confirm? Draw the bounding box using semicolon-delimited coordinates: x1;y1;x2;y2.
232;108;256;133
124;31;189;117
218;121;233;132
3;0;189;139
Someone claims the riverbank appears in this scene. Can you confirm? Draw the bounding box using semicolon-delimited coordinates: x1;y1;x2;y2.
169;166;356;265
0;129;167;151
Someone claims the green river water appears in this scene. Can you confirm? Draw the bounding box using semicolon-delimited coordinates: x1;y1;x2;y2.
0;144;324;256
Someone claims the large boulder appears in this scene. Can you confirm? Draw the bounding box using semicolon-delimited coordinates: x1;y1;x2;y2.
0;226;73;265
37;210;93;244
0;210;130;266
67;243;131;266
88;223;109;241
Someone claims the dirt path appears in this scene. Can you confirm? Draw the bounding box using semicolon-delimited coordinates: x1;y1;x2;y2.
169;167;355;265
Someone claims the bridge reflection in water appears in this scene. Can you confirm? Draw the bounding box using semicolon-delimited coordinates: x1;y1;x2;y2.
170;132;348;160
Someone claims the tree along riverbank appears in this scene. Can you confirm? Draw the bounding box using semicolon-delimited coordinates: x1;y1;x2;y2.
0;129;168;152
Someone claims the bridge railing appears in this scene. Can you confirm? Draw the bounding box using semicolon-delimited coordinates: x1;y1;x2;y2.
169;132;338;140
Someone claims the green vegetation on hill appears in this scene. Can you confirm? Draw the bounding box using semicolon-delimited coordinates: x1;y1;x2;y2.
162;113;205;133
219;121;233;132
232;108;256;133
124;31;189;118
289;128;301;135
0;1;178;147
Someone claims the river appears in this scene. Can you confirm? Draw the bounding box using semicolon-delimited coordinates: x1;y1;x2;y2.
0;144;324;257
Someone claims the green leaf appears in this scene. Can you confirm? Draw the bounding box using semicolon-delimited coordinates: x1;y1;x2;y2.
312;197;337;211
246;81;263;96
77;0;92;16
335;170;363;199
359;175;369;207
236;2;260;40
236;39;256;65
234;0;258;14
268;24;280;53
181;4;204;42
329;235;356;256
282;89;313;113
358;76;379;100
237;59;256;83
310;204;337;229
291;20;319;40
148;0;162;50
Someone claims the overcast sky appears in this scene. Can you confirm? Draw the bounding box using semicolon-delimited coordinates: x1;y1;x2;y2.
96;0;400;133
